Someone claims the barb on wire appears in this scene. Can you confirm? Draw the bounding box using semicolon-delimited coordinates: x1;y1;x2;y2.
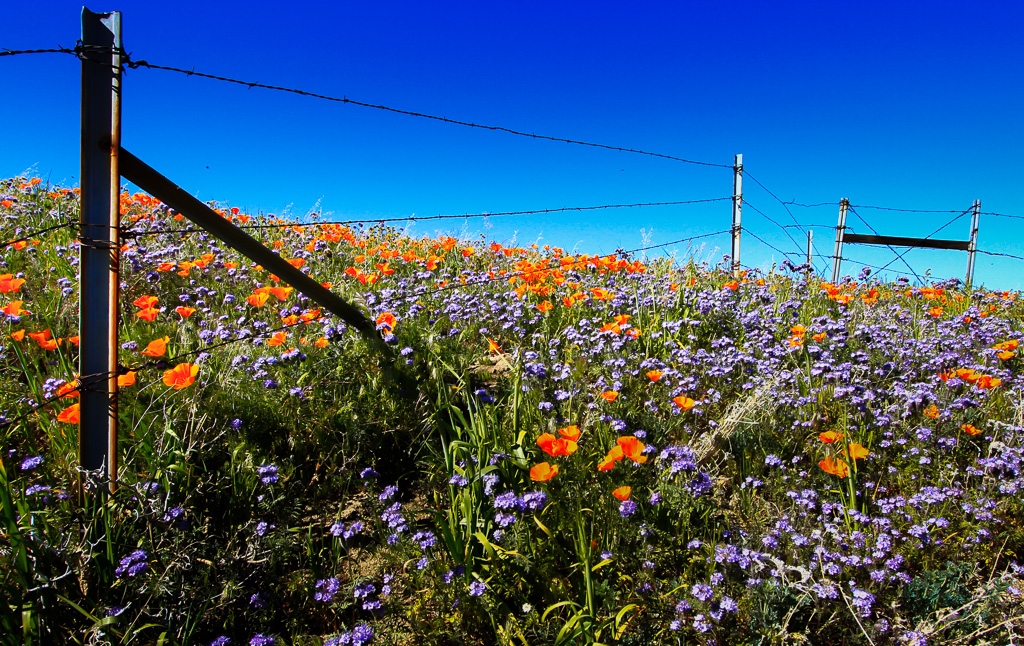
119;58;732;169
124;198;734;238
847;203;965;214
3;221;76;249
782;201;842;209
981;211;1024;220
846;206;923;284
0;370;117;431
780;223;843;230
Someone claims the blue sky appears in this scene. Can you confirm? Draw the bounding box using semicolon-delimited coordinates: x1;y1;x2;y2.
4;1;1023;289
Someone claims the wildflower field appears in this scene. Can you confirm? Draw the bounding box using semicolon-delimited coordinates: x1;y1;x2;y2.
2;176;1023;646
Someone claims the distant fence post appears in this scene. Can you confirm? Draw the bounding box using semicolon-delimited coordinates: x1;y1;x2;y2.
831;198;849;283
965;199;981;289
806;229;813;271
731;153;743;276
79;8;122;497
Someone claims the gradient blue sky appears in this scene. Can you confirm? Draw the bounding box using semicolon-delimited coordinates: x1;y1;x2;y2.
4;1;1023;289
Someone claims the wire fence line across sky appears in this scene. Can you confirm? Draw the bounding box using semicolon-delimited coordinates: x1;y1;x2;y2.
2;43;1023;288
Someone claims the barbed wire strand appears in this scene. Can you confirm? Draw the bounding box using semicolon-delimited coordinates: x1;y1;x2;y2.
741;199;814;268
741;171;808;236
2;221;76;249
846;206;924;284
873;207;972;274
124;198;734;238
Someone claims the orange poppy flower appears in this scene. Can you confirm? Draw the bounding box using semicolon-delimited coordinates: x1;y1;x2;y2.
141;336;169;357
376;312;396;331
28;329;52;343
672;395;695;410
997;350;1017;360
39;337;59;350
175;306;197;318
723;280;739;291
136;307;161;322
2;300;29;316
598;445;625;471
56;403;80;424
530;462;559;482
267;331;287;346
247;292;270;307
281;315;299;326
537;433;577;457
993;340;1020;351
818;431;843;443
600;391;619;402
117;371;137;387
486;337;502;354
300;309;323;323
961;423;981;436
845;443;870;460
68;336;79;346
646;370;663;382
133;295;159;309
819;456;849;477
612;486;632;501
976;375;1002;389
56;380;79;398
269;286;293;301
617;436;647;464
162;363;199;389
558;425;581;442
313;337;329;348
9;329;25;341
286;258;305;268
924;404;939;419
0;274;27;293
537;300;553;313
928;306;943;318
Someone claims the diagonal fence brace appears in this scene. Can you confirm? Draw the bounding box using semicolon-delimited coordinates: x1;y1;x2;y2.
117;146;398;367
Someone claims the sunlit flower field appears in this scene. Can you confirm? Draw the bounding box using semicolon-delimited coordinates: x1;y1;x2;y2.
2;176;1023;645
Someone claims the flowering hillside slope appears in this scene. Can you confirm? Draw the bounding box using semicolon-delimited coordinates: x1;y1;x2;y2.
1;176;1023;645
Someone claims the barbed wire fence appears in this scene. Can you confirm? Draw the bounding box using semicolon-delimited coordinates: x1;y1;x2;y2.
3;44;1024;285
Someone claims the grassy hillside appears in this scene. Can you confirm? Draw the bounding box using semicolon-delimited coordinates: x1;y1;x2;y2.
1;176;1023;645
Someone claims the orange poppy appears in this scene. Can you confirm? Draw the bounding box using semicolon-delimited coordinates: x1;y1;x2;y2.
68;336;79;346
928;306;944;318
558;425;581;442
247;292;270;307
56;403;80;424
672;395;695;410
819;456;849;477
537;433;577;457
162;363;199;389
612;486;632;501
286;258;305;268
117;371;137;387
132;295;159;309
2;300;29;316
313;337;329;348
376;312;396;331
9;329;25;341
598;445;625;471
617;436;647;464
537;300;553;313
961;423;982;436
175;306;196;318
56;380;79;398
600;391;619;402
0;274;27;293
141;336;169;357
646;370;663;382
845;443;870;460
530;462;559;482
976;375;1002;389
269;286;293;301
486;337;502;354
136;307;161;322
818;431;843;443
281;315;299;326
28;329;52;343
267;331;287;346
993;340;1020;351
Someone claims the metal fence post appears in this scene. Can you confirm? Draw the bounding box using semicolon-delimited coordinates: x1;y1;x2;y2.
731;154;743;276
965;199;981;289
806;229;813;271
831;198;848;283
79;8;122;495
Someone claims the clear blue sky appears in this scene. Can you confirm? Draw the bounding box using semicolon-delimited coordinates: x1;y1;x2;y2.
4;1;1023;289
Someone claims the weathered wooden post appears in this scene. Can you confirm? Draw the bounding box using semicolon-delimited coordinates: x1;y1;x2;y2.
831;198;849;283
